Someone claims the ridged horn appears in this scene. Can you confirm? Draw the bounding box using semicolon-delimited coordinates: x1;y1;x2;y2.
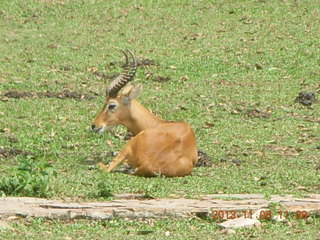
107;49;137;98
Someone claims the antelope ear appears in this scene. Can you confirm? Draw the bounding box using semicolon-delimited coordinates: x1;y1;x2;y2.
122;84;142;104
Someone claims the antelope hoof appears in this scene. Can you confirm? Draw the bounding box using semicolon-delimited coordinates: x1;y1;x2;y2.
98;162;110;172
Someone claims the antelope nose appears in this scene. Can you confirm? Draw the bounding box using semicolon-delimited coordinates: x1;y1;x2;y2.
91;124;96;131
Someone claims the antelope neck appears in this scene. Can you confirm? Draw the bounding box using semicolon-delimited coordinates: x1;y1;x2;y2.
122;99;165;136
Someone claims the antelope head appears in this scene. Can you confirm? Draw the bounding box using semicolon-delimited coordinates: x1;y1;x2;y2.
91;49;141;133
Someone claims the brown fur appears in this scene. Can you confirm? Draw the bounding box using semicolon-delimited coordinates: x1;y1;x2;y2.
92;85;198;177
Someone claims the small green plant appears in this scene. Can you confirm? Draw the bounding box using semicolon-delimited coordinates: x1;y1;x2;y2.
0;156;58;197
142;183;158;199
94;181;113;199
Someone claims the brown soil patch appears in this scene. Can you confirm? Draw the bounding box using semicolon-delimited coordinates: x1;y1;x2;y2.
246;109;271;119
2;89;95;101
152;76;171;82
231;106;272;119
4;91;35;99
0;147;31;158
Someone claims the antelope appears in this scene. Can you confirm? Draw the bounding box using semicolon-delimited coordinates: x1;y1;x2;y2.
91;49;198;177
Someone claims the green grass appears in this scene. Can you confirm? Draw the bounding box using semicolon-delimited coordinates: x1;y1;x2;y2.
0;0;319;238
1;217;320;240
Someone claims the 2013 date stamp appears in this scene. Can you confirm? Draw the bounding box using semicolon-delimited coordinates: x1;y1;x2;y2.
210;210;309;220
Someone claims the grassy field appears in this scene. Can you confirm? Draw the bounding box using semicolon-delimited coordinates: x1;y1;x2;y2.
0;0;319;239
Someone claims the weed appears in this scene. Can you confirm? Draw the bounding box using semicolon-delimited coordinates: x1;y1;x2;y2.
94;181;113;199
0;156;58;197
0;0;319;238
142;183;158;199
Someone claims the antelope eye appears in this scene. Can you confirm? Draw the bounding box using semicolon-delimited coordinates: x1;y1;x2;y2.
108;103;117;110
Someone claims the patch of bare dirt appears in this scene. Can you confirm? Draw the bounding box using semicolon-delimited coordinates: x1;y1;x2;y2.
231;107;271;119
144;72;171;83
43;89;95;100
246;109;271;119
2;89;95;101
152;76;171;82
0;147;31;158
3;91;35;99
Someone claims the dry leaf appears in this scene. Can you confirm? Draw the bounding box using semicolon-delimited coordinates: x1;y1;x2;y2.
2;128;10;132
87;67;98;72
254;177;261;182
180;75;189;81
106;140;113;147
297;186;309;192
255;63;263;70
204;122;214;128
252;151;264;156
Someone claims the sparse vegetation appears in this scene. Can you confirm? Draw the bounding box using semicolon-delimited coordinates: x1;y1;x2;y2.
0;0;319;239
0;156;58;197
